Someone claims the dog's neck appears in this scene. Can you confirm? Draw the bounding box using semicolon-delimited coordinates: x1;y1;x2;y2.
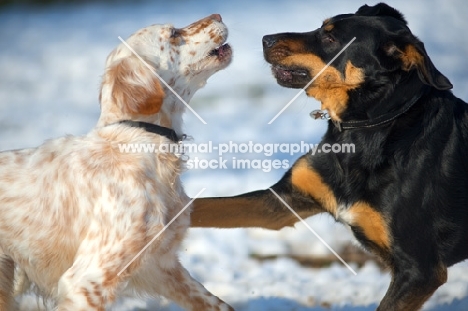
154;93;189;136
97;84;200;137
342;71;429;123
154;82;203;135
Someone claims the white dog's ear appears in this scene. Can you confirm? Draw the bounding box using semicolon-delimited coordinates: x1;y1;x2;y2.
101;55;165;115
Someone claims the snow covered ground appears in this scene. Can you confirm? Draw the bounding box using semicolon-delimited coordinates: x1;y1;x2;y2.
1;0;468;310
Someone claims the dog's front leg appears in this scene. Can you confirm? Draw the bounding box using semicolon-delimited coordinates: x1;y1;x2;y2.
190;170;322;230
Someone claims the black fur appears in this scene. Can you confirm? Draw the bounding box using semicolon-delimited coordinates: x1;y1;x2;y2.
262;3;468;310
192;4;467;310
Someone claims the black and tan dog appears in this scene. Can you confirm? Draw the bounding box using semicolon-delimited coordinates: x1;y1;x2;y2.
191;3;468;310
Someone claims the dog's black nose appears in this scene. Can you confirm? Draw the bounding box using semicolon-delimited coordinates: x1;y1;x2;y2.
262;35;277;48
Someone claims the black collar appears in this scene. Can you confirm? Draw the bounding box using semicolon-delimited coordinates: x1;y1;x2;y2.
118;120;182;142
312;92;425;132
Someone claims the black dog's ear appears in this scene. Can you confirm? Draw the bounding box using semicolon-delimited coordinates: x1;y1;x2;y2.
356;3;407;24
358;3;452;90
384;40;453;90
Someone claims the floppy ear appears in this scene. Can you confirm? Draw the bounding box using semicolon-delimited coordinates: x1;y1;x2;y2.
358;3;451;90
103;55;165;115
384;41;453;90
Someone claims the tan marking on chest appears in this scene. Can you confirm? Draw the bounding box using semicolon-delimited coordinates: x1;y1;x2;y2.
348;201;391;250
290;158;338;216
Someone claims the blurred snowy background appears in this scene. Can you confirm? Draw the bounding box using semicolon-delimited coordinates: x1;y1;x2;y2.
1;0;468;310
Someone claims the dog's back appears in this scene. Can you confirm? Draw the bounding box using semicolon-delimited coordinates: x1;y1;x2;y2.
0;126;181;296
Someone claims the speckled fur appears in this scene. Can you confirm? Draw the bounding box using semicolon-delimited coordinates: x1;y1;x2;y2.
1;14;233;311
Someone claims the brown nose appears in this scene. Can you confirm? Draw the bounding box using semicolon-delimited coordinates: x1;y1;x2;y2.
210;14;222;22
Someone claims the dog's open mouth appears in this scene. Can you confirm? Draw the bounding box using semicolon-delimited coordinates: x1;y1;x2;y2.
208;43;232;62
271;65;310;88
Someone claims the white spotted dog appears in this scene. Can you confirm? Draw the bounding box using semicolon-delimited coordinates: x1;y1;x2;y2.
2;14;233;310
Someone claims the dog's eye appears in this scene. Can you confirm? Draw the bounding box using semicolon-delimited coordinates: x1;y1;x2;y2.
322;34;335;43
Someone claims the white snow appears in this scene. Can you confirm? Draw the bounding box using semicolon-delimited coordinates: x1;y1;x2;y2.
1;0;468;310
